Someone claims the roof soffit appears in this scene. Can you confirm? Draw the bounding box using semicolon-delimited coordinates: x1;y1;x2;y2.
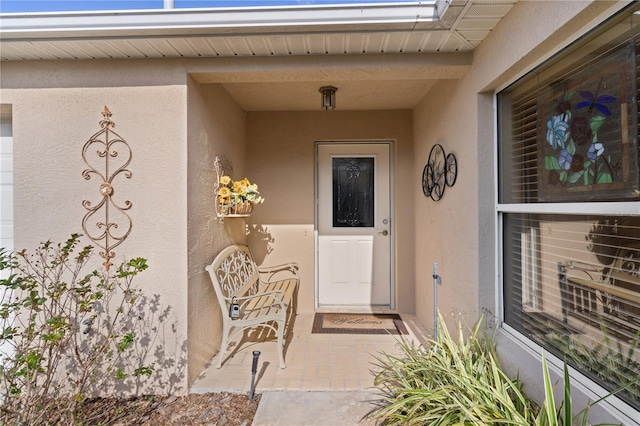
0;1;516;59
0;1;515;111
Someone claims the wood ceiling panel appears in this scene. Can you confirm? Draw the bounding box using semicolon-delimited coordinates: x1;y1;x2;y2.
244;36;274;56
265;36;290;55
344;34;366;54
64;40;114;59
0;43;43;60
458;30;491;42
206;38;237;56
185;38;220;57
285;35;308;55
225;37;256;56
325;34;346;54
364;33;387;53
27;41;78;60
134;39;172;58
87;40;146;58
306;35;328;55
164;38;201;57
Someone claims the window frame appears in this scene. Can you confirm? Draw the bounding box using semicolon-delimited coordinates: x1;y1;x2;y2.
494;4;640;420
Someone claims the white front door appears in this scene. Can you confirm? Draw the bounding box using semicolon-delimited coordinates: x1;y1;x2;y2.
316;142;392;307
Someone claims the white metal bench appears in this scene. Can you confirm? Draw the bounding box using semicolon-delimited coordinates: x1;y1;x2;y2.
559;242;640;337
205;245;298;369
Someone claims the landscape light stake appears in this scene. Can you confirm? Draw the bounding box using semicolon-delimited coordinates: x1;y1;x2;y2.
249;350;260;400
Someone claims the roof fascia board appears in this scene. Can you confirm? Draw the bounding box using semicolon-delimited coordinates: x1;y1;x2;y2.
0;2;438;39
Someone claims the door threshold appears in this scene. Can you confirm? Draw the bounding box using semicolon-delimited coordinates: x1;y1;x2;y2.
316;306;395;314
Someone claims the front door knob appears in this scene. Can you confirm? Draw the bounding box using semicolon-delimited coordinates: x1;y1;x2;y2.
378;230;389;236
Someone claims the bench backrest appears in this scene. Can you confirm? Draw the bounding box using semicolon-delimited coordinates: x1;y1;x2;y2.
207;245;260;309
610;242;640;292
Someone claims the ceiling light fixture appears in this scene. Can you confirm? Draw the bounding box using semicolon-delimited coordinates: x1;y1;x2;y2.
319;86;337;110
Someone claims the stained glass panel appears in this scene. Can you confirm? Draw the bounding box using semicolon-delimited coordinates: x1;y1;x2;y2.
332;157;374;227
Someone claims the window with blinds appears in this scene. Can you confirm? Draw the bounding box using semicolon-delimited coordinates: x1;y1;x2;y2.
498;7;640;409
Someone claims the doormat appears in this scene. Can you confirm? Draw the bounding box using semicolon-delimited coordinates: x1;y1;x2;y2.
312;313;408;335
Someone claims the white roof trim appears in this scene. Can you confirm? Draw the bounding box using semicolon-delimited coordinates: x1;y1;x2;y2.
0;2;439;39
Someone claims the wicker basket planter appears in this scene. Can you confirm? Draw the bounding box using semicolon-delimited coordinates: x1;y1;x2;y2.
217;200;253;217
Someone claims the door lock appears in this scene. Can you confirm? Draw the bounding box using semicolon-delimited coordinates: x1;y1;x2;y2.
378;230;389;236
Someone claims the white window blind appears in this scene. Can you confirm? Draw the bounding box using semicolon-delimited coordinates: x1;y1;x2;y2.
498;7;640;410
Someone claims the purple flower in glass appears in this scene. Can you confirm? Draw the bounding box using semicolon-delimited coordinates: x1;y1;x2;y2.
546;115;569;150
558;149;572;170
587;143;605;161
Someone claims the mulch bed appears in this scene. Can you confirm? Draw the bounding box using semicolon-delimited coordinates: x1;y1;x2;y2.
38;392;261;425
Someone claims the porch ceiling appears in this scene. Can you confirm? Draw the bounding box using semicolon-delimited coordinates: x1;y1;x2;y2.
0;0;517;111
221;79;439;111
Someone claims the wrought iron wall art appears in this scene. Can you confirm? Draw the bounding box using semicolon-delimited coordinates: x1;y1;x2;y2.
422;144;458;201
82;106;133;269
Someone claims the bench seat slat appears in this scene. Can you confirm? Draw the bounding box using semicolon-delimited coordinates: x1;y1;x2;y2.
567;277;640;305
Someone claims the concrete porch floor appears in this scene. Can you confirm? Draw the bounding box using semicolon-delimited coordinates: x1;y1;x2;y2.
190;313;431;394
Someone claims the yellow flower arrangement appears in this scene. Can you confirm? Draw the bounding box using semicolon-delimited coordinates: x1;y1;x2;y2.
217;175;264;214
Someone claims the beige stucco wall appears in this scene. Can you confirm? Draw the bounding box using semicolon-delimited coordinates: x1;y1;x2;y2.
186;80;248;385
1;83;190;394
411;0;631;334
413;77;480;331
245;110;415;314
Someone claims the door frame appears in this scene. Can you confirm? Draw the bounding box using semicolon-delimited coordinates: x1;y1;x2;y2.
314;140;395;310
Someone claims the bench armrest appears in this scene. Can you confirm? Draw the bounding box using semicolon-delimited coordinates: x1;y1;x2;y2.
561;260;604;282
258;262;299;283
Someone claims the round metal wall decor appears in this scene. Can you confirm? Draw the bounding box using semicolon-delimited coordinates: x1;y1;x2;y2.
422;144;458;201
422;163;433;198
445;153;458;187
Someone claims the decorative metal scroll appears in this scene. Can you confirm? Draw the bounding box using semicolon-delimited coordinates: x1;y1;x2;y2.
343;160;361;226
215;250;259;298
213;155;233;203
81;106;133;269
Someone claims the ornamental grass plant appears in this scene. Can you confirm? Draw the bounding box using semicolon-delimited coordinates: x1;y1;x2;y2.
542;325;640;407
369;312;622;426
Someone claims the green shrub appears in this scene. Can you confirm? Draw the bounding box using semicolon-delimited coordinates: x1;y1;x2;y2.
542;325;640;406
370;312;622;426
0;234;152;425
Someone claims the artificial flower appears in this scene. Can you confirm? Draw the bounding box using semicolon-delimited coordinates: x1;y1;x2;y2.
546;114;569;150
588;142;604;161
216;175;265;209
558;149;572;170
